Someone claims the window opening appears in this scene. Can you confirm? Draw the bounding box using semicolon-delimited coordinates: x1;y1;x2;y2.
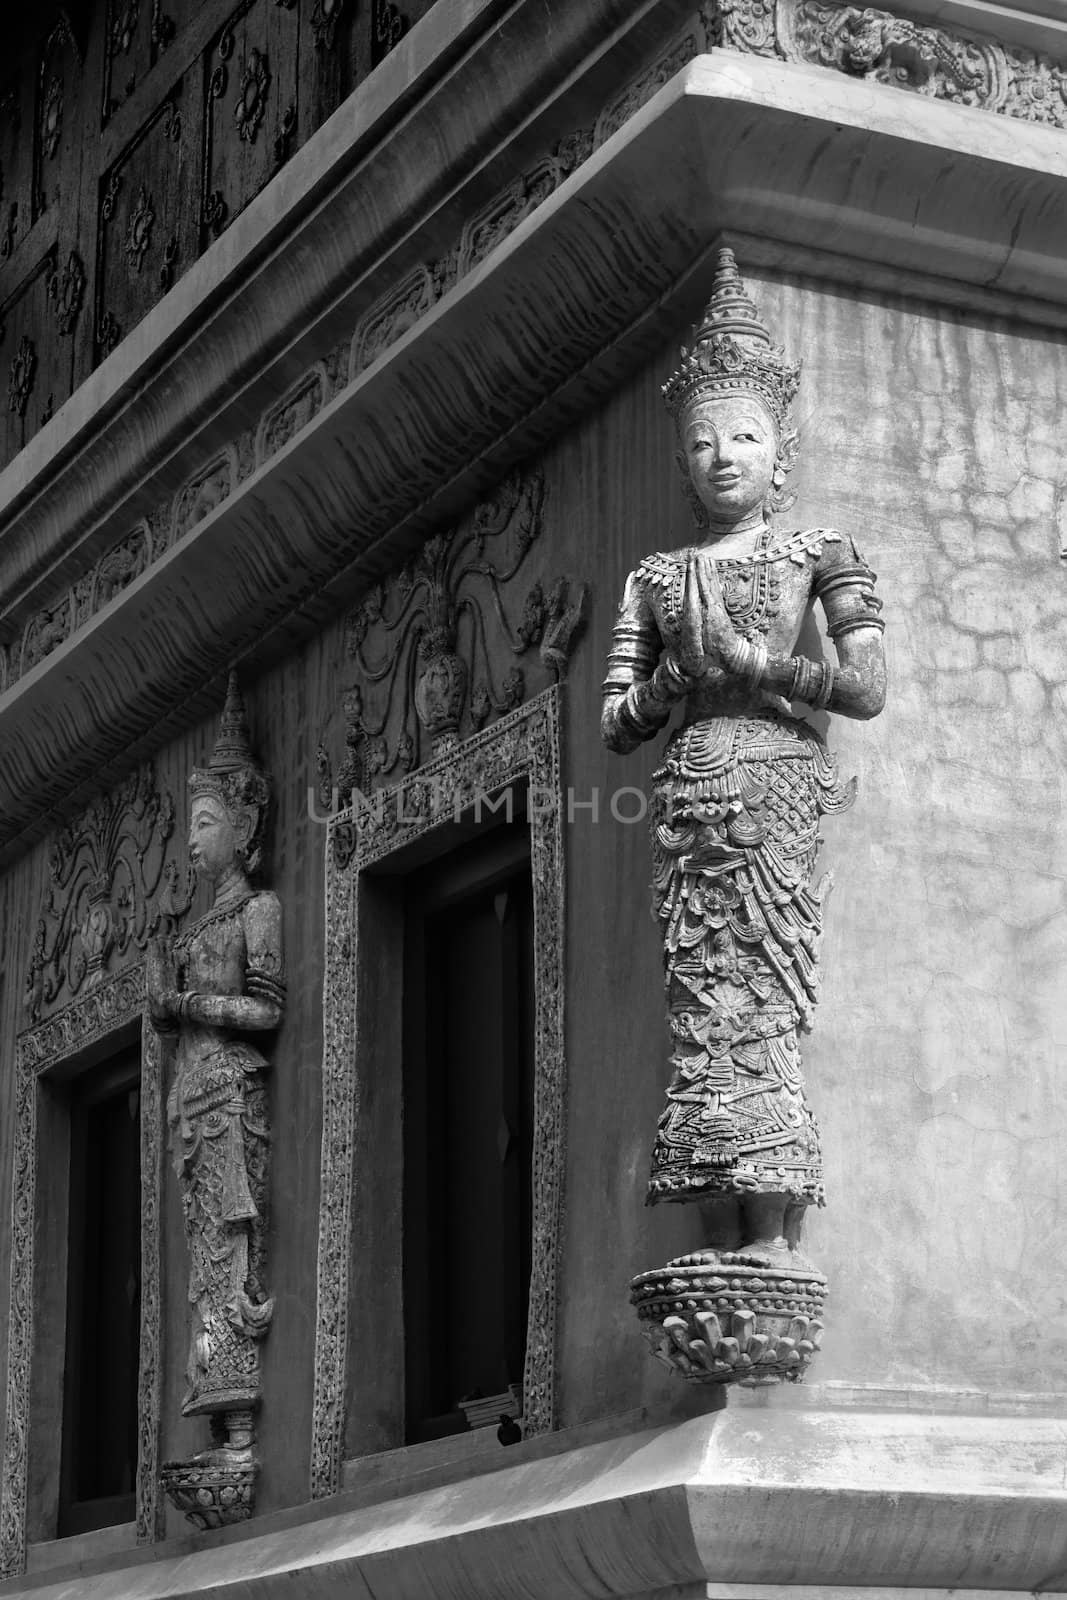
58;1044;142;1535
402;823;535;1443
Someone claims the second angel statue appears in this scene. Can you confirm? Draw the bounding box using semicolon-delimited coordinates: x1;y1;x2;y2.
604;249;886;1386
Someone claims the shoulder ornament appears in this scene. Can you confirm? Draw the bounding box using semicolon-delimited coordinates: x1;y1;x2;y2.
635;550;687;619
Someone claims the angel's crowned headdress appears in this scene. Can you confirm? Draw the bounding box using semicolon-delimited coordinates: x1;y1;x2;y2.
662;246;801;430
189;671;270;874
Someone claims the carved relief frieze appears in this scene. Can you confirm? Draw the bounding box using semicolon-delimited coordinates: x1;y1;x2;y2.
593;28;701;146
93;521;152;606
171;446;238;540
24;762;193;1023
0;965;165;1580
20;593;70;672
312;686;566;1499
347;264;438;380
255;362;329;465
707;0;1067;129
321;470;585;793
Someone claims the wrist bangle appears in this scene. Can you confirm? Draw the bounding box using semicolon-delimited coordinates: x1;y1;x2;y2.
660;655;690;696
745;640;768;691
791;656;812;703
812;661;835;710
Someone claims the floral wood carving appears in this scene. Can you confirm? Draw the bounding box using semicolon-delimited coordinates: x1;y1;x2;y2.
708;0;1067;129
234;47;270;144
310;0;345;52
47;250;87;334
109;0;141;60
41;77;63;161
152;0;175;50
0;966;165;1580
328;471;585;789
312;687;566;1498
125;183;156;272
24;763;193;1023
372;0;408;65
7;336;37;418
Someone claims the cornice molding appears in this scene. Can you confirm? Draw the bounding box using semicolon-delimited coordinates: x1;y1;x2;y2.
0;0;693;624
1;41;1067;859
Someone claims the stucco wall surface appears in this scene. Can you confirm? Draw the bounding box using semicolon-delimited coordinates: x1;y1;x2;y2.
556;265;1067;1416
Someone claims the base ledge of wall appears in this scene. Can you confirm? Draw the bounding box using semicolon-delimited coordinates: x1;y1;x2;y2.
1;1406;1065;1599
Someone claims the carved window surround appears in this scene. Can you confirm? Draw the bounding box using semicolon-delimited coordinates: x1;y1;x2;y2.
0;966;165;1580
311;685;565;1500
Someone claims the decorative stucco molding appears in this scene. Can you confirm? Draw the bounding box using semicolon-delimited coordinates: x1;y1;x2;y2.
709;0;1067;126
312;686;566;1499
0;965;164;1579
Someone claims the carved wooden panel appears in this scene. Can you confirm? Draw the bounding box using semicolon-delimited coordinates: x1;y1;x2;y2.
96;78;198;359
0;0;434;474
0;79;32;267
200;0;300;248
0;249;63;461
33;15;86;226
102;0;189;125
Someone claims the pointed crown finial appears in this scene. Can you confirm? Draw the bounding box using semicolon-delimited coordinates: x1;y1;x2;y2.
662;244;800;427
207;670;257;775
189;670;270;873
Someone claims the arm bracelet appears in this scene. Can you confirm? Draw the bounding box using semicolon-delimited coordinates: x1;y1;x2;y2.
787;655;835;709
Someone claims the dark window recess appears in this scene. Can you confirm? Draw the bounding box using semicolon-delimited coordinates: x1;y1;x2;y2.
403;825;535;1443
59;1046;142;1535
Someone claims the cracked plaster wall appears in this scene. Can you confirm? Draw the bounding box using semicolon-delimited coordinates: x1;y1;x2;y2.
560;264;1067;1413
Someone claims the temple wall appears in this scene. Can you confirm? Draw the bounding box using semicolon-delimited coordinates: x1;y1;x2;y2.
552;267;1067;1418
2;0;1067;1573
1;262;1063;1550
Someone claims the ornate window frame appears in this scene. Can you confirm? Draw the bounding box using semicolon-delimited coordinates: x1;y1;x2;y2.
0;965;165;1578
311;685;566;1499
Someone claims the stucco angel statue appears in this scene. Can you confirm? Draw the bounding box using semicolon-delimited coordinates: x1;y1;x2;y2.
603;250;885;1359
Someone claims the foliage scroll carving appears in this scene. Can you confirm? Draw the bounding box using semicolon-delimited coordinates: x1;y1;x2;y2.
24;763;194;1023
320;470;585;797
